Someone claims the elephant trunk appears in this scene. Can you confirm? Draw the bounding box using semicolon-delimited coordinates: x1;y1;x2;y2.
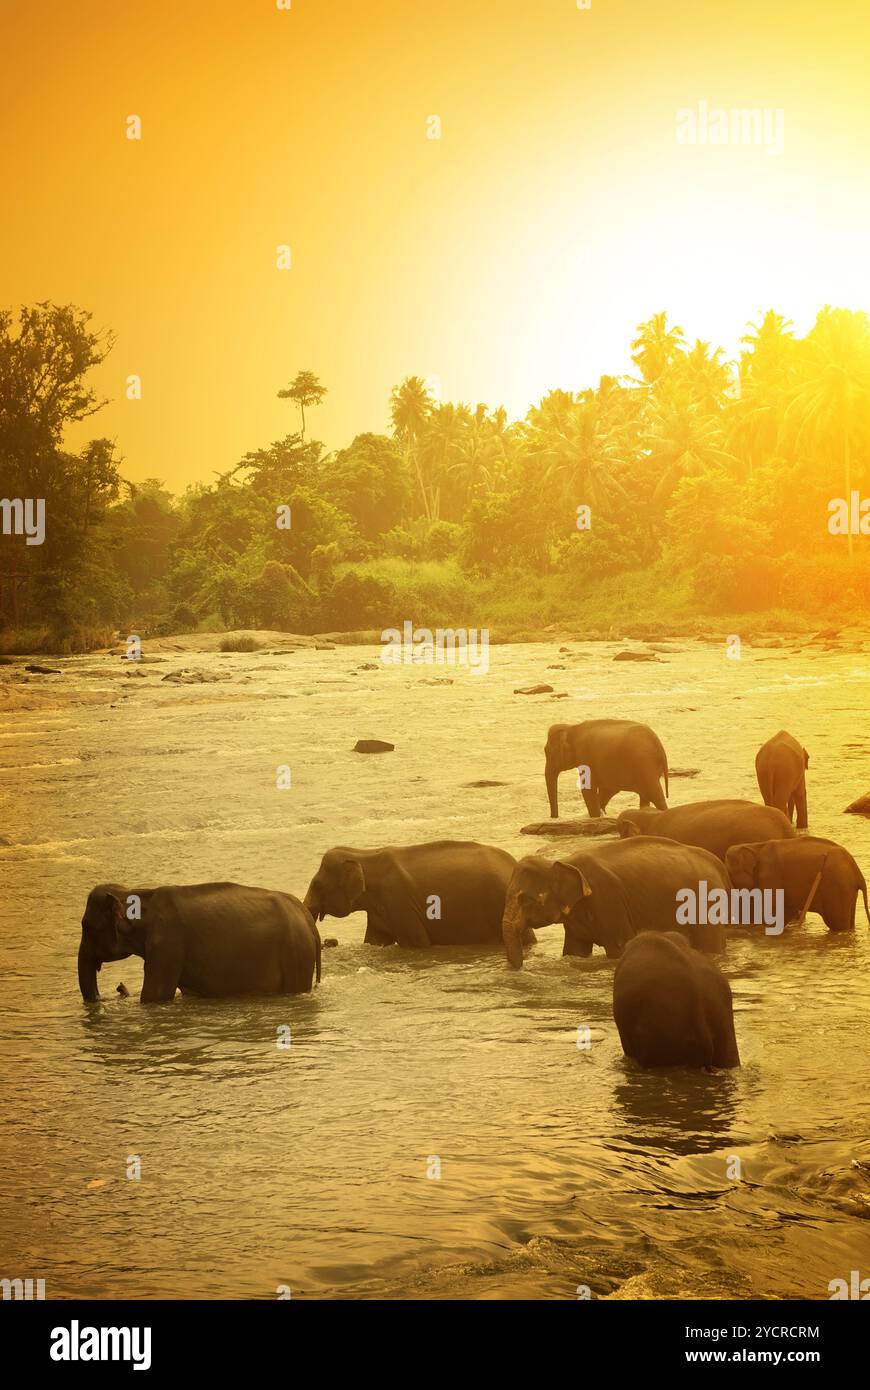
545;763;559;819
78;942;100;1001
303;885;323;922
502;891;527;970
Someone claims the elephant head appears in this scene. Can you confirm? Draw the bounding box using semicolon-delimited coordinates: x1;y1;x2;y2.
78;885;144;1000
303;851;367;921
502;855;592;968
724;844;760;890
616;808;656;839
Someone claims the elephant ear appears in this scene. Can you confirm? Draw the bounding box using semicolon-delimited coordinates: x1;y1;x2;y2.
551;862;592;915
101;890;128;935
546;725;571;766
341;858;366;904
803;747;810;768
727;845;758;881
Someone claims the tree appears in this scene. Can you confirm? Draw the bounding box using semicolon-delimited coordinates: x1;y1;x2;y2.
0;302;116;627
389;376;434;519
277;371;327;441
782;307;870;559
644;382;735;507
630;312;686;384
730;311;797;476
322;433;410;539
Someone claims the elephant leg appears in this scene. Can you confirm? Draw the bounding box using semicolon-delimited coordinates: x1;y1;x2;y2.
372;863;431;946
823;894;854;932
364;914;395;946
794;783;808;831
140;953;181;1003
581;787;602;818
563;928;592;957
597;784;616;813
639;776;667;811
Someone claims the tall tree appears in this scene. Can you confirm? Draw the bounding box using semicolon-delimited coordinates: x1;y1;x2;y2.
782;307;870;559
0;303;115;627
389;376;434;519
278;370;327;441
630;312;686;384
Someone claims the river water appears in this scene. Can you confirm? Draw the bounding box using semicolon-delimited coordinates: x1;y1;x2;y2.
1;638;869;1299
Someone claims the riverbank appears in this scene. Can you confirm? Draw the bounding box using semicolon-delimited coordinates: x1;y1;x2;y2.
3;615;870;659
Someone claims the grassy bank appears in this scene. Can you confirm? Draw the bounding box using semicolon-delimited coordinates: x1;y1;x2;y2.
0;625;116;656
2;558;865;656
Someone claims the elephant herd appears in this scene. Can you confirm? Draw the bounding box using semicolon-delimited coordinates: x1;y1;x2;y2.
78;718;868;1071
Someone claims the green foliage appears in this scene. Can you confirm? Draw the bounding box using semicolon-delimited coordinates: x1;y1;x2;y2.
323;569;399;628
4;300;870;645
322;433;410;539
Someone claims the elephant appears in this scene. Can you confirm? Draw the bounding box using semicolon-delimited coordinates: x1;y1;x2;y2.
544;719;669;819
616;799;795;862
755;730;809;829
302;840;529;948
78;882;321;1003
725;837;870;933
501;836;729;968
612;932;740;1069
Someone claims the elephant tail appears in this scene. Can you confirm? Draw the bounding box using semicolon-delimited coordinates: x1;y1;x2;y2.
664;766;669;799
861;877;870;927
315;925;322;984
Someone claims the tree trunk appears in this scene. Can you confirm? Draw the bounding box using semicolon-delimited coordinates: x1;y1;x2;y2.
408;437;430;522
845;430;853;561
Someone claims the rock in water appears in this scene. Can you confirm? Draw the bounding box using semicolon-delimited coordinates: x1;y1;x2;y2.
25;663;62;674
353;739;394;754
514;684;554;695
844;794;870;817
612;651;662;662
520;817;618;837
322;938;339;948
668;767;700;778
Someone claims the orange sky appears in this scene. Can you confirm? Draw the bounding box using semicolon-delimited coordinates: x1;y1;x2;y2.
2;0;869;489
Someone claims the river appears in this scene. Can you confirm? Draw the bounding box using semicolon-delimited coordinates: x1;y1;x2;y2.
1;636;868;1299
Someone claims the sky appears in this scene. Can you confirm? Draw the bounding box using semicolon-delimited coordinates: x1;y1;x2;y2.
2;0;869;490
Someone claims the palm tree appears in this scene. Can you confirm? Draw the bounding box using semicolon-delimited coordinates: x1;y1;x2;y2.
420;401;472;519
678;340;734;410
644;382;735;506
782;307;870;559
730;311;797;475
522;387;630;517
389;376;434;519
630;312;686;384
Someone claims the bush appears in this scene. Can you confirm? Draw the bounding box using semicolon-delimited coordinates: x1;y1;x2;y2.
219;634;262;652
172;603;199;631
324;571;399;628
